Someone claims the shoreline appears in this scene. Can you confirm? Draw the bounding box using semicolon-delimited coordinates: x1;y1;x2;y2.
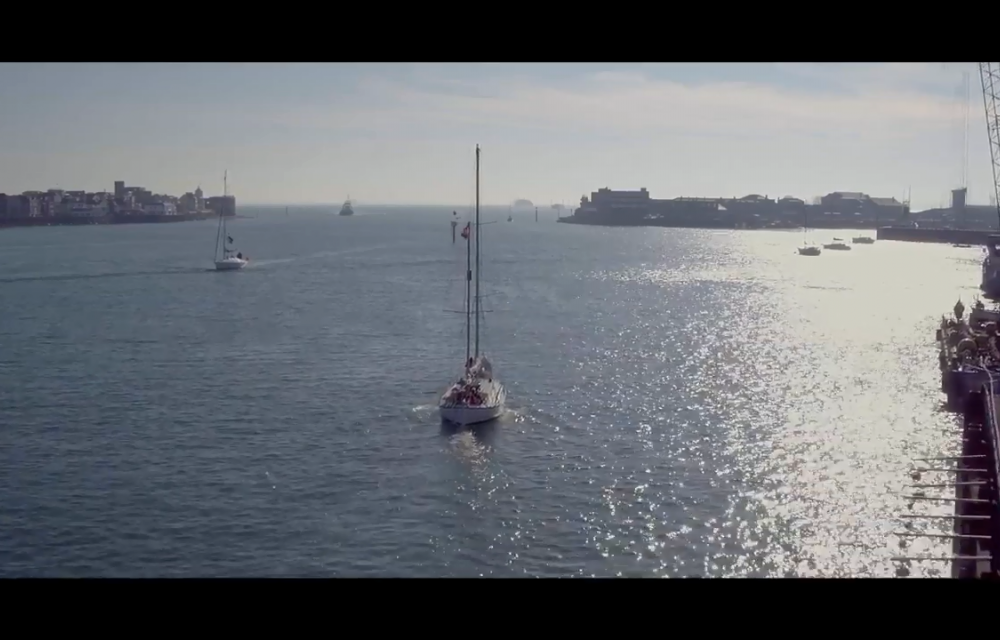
557;217;999;245
557;217;879;231
0;211;240;230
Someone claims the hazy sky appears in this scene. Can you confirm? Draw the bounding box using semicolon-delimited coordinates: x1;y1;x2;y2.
0;62;990;210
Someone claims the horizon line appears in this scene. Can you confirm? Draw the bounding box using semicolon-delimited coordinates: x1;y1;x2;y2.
241;202;567;208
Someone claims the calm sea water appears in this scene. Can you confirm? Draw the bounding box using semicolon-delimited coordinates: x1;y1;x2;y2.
0;206;984;577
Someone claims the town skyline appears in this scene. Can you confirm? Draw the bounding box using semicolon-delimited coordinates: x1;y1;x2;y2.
0;177;235;221
3;168;986;212
2;181;917;210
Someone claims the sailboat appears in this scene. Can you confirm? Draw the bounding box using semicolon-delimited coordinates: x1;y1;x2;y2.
439;145;507;426
798;204;821;256
213;171;248;271
853;202;877;243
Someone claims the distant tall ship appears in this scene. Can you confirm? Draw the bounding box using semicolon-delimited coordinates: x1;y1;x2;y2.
339;196;354;216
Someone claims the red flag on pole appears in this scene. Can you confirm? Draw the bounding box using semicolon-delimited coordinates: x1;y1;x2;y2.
460;222;471;239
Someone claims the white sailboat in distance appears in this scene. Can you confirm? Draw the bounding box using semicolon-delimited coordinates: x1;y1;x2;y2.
213;170;248;271
439;145;507;426
797;200;820;256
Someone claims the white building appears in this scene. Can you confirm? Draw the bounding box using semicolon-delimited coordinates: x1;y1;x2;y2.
144;201;177;216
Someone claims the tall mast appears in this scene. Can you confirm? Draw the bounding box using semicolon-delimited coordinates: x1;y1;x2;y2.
214;170;227;259
222;170;228;255
474;144;481;358
465;199;472;364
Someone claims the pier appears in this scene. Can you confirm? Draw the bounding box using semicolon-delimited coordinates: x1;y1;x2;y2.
893;387;999;578
877;226;995;245
951;389;999;577
901;312;1000;578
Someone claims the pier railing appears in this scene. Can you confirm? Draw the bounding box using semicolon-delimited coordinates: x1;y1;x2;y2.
979;373;1000;528
892;365;999;577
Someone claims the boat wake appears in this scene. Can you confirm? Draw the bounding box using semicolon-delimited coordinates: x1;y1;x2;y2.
441;418;499;453
307;244;396;260
411;402;438;414
246;257;294;267
449;425;493;449
0;267;209;285
496;404;527;422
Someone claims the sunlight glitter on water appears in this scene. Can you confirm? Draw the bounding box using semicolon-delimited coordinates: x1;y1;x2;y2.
0;214;982;577
583;231;972;577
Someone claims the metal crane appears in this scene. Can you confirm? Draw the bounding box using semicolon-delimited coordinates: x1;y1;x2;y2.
980;63;1000;228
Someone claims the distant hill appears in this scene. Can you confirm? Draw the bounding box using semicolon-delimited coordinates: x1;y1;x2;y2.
513;199;533;208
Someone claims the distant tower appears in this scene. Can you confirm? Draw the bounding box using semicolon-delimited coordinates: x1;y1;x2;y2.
952;187;967;209
114;181;125;199
952;187;968;227
194;185;203;211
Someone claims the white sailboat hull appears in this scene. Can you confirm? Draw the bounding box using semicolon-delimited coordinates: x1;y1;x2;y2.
439;401;504;426
439;374;506;426
215;257;248;271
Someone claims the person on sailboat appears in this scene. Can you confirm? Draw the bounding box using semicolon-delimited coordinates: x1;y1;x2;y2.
237;252;243;260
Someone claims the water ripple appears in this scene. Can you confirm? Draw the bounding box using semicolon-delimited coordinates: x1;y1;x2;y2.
0;216;972;576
